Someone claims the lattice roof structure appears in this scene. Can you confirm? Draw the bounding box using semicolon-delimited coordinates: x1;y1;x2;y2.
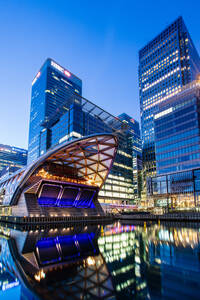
0;134;118;206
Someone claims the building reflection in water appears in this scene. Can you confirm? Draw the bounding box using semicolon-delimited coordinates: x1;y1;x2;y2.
146;225;200;299
0;225;114;299
98;223;148;299
0;222;200;299
0;262;20;295
99;222;200;299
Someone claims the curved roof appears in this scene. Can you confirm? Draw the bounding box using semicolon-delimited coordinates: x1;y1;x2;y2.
0;134;118;205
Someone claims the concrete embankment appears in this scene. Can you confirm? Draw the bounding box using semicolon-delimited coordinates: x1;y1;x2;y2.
118;212;200;222
0;214;115;225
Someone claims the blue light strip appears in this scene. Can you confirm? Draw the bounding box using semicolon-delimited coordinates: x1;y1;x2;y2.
38;197;57;206
38;189;96;208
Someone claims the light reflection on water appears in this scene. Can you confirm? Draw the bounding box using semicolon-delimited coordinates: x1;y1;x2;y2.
0;222;200;299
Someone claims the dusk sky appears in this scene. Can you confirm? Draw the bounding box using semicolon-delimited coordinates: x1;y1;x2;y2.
1;0;200;149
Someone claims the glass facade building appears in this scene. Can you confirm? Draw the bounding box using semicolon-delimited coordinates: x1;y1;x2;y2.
139;16;200;177
147;167;200;210
0;144;27;179
28;58;82;164
154;80;200;175
146;81;200;210
28;59;135;204
118;113;142;199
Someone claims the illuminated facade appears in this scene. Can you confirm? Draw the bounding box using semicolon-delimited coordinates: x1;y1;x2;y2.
0;134;118;222
146;81;200;210
139;16;200;177
155;81;200;175
0;144;27;179
28;58;82;164
118;113;142;199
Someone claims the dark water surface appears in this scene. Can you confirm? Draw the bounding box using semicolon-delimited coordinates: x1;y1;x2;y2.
0;221;200;299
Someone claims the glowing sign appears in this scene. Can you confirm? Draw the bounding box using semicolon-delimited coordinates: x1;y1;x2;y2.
51;60;71;77
130;118;135;123
32;71;41;86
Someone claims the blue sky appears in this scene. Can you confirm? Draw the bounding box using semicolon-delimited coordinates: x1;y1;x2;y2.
1;0;200;149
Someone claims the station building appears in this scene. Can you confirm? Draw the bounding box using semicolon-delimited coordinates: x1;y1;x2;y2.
0;134;118;222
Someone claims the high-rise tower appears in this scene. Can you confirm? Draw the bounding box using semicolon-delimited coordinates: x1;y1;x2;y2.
118;113;142;199
28;58;82;164
139;17;200;177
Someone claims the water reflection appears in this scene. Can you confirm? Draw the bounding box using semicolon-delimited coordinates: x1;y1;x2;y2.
0;262;19;292
0;222;200;299
0;225;114;299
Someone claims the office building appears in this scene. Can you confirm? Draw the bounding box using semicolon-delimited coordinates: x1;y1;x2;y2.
154;80;200;175
28;59;135;205
147;80;200;210
139;16;200;177
118;113;142;199
0;144;27;178
28;58;82;164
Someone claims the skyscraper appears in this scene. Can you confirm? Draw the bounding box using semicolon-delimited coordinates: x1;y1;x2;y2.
118;113;142;199
139;17;200;177
28;58;82;164
154;80;200;175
